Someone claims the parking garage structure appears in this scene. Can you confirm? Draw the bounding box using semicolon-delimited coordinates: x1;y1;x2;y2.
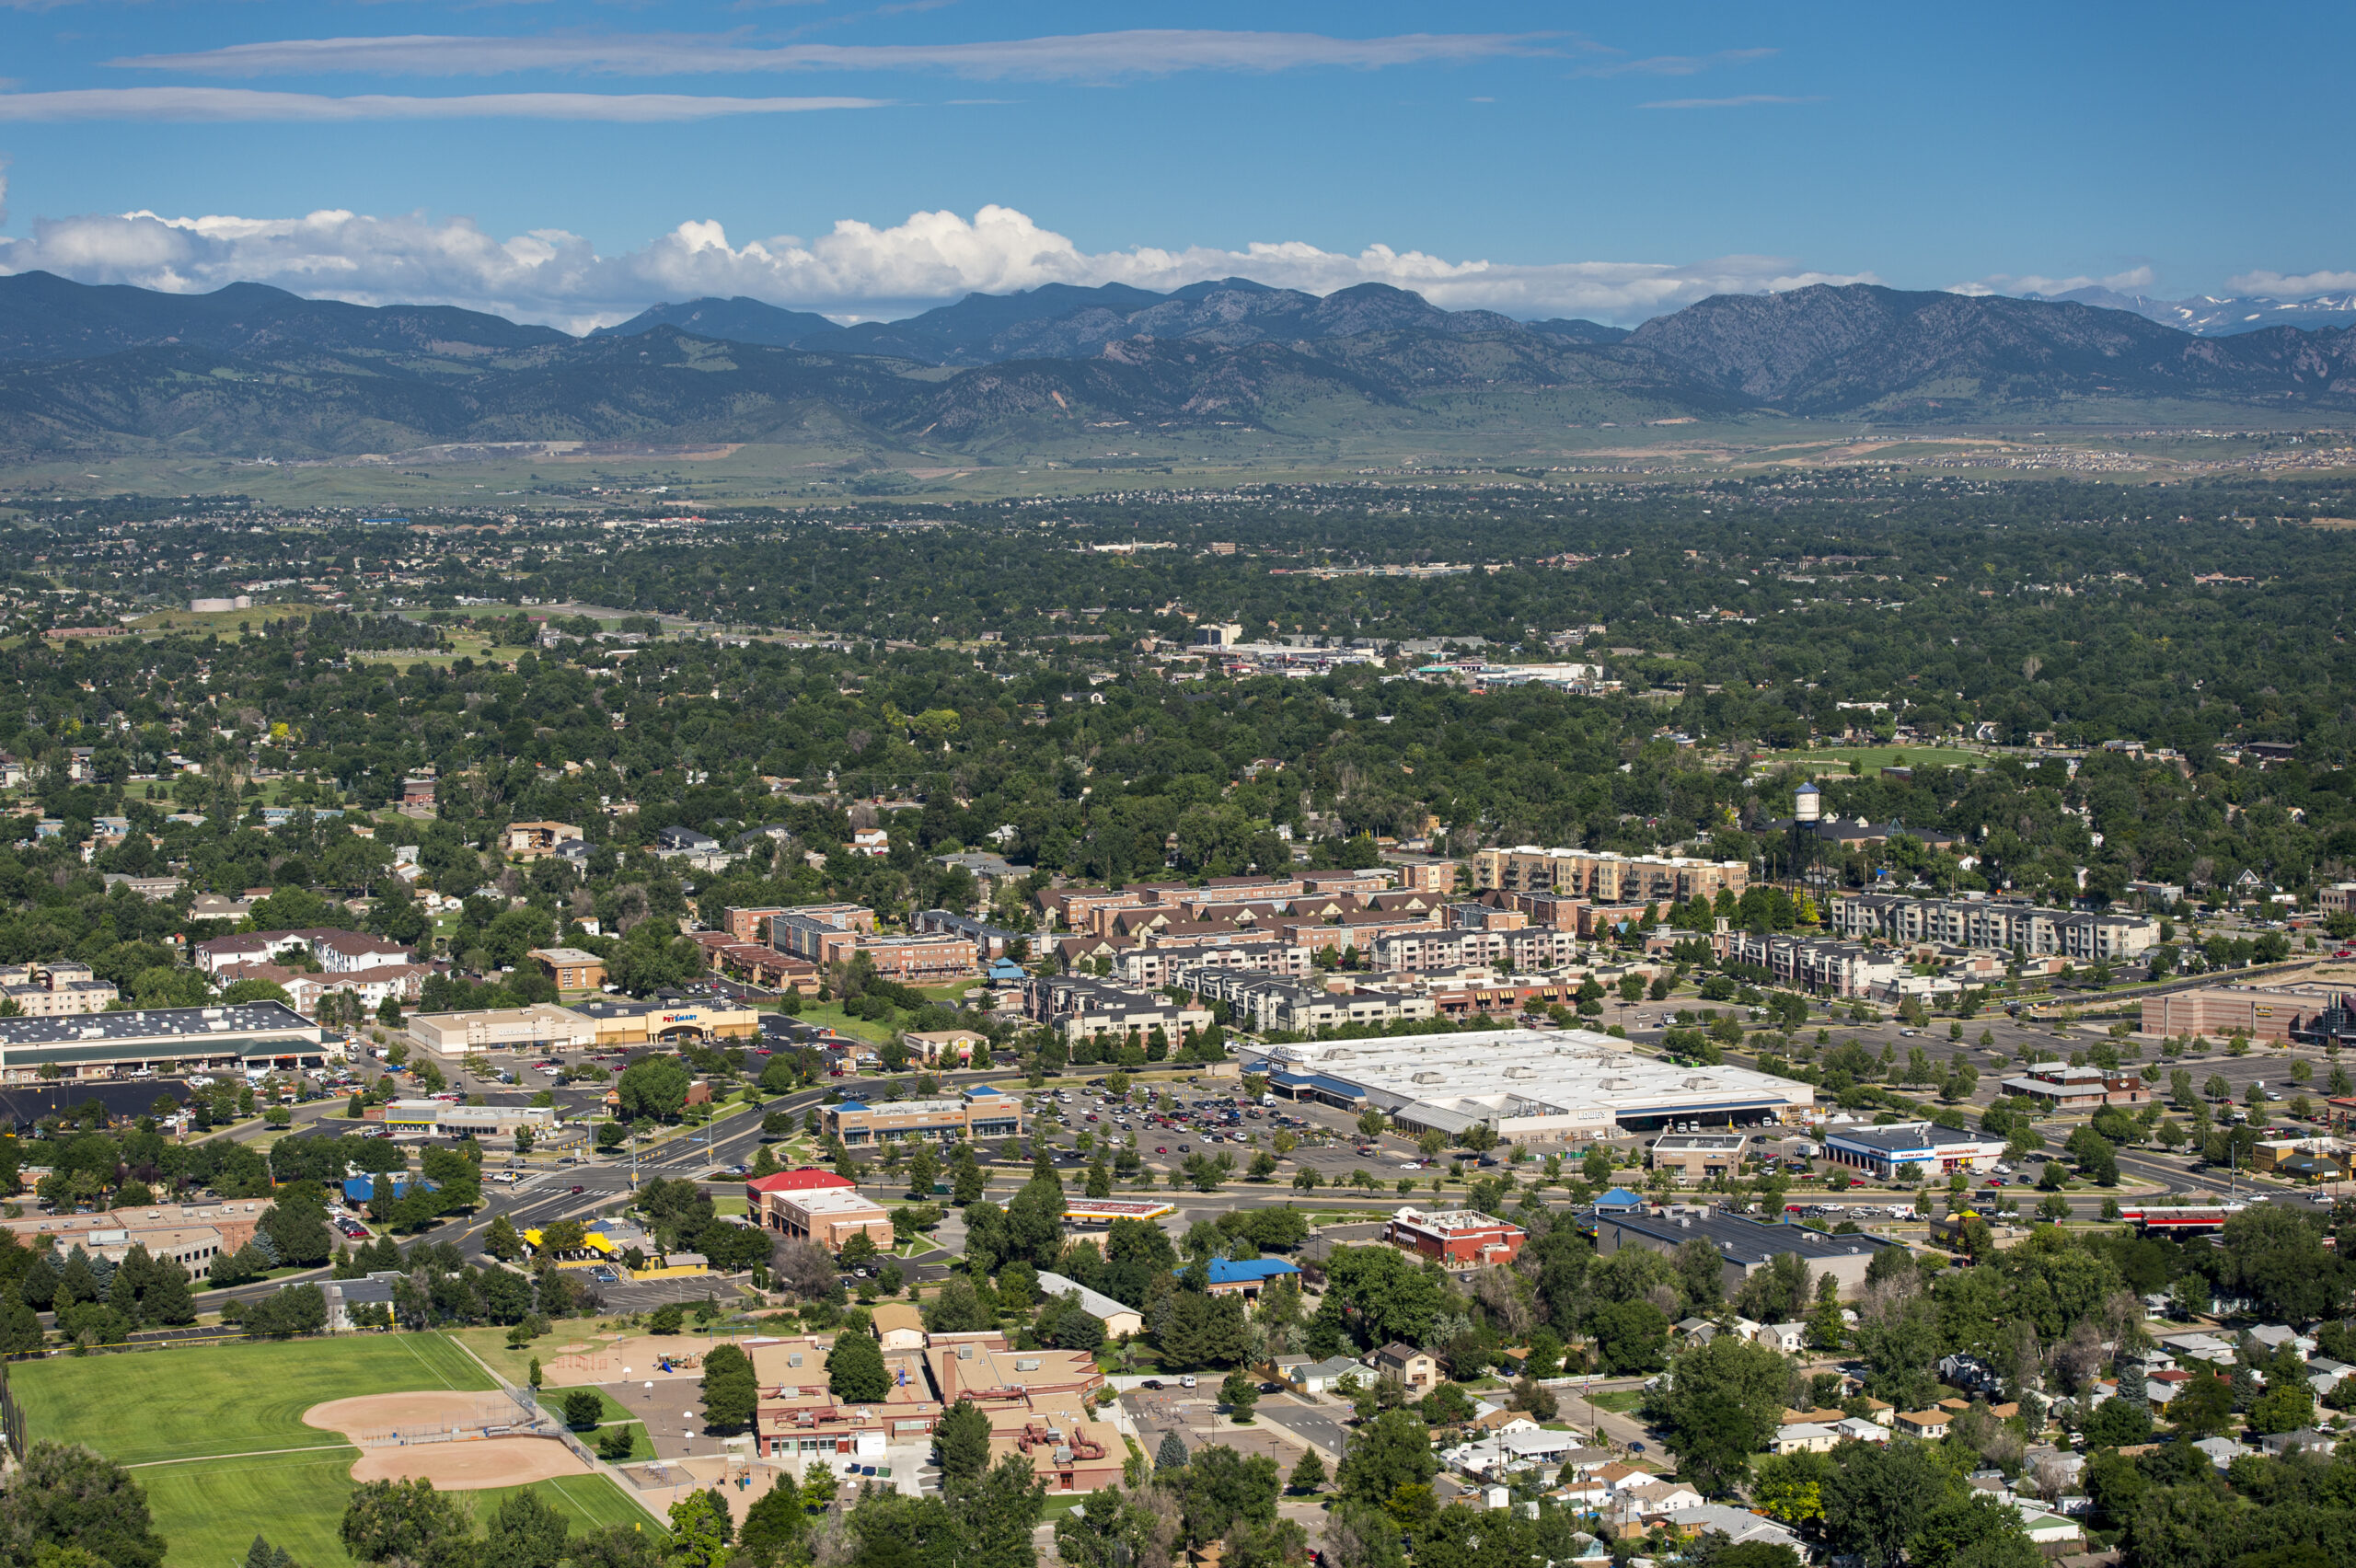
1244;1028;1812;1142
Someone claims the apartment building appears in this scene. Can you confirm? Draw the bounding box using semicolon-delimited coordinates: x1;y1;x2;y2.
1274;910;1440;953
1116;940;1313;988
1724;931;1901;998
685;933;821;994
0;962;118;1016
911;909;1026;959
849;933;979;984
1472;847;1750;905
196;928;415;977
1021;974;1213;1043
1175;965;1437;1034
1828;894;2158;962
1369;925;1580;972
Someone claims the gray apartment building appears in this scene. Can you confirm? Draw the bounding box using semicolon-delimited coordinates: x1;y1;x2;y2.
1827;894;2157;962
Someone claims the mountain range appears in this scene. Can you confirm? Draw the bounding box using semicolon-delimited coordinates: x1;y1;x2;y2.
592;277;1634;363
2047;285;2356;337
0;270;2349;462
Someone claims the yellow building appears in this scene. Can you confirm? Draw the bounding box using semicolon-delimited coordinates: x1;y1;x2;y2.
566;997;759;1046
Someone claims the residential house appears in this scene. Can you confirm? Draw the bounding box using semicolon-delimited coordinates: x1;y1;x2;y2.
1192;1257;1302;1299
1276;1355;1368;1397
1772;1422;1841;1455
1373;1343;1438;1392
1896;1409;1957;1439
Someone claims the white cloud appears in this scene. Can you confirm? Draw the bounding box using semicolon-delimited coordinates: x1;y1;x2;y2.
1574;48;1777;78
2226;268;2356;297
1638;94;1821;109
1948;266;2157;298
116;29;1576;81
0;203;1879;334
0;88;886;121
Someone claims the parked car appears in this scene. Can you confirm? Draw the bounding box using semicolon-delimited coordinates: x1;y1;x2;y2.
1179;1375;1197;1389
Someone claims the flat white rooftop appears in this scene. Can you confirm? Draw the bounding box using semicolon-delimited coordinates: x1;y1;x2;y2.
1253;1027;1811;1129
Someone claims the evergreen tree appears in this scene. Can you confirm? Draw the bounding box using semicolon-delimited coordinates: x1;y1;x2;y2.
699;1344;758;1433
826;1328;887;1402
933;1398;992;1483
484;1214;524;1262
55;1248;98;1307
1155;1431;1189;1473
142;1262;195;1327
0;1292;43;1354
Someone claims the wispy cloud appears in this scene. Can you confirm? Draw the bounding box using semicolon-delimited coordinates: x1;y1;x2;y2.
1639;93;1821;110
0;87;886;121
1576;47;1776;78
114;29;1575;82
2228;267;2356;296
1949;266;2156;298
0;202;1878;334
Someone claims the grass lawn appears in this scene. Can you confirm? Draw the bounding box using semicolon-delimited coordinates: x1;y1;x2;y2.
1582;1390;1645;1414
1784;744;1986;773
7;1332;600;1568
13;1332;491;1466
450;1326;568;1387
791;1001;897;1045
136;1449;648;1568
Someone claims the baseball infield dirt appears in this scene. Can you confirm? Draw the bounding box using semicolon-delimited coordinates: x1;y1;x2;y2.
348;1436;594;1490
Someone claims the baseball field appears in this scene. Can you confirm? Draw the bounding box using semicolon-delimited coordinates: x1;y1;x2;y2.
9;1333;652;1566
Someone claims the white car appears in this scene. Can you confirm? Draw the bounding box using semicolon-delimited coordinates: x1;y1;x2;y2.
1400;1162;1422;1170
1179;1375;1197;1389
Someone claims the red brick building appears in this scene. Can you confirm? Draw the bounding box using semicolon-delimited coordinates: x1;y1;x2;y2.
746;1168;856;1230
1384;1206;1525;1270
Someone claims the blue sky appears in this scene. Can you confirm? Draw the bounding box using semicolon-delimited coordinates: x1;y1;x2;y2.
0;1;2347;329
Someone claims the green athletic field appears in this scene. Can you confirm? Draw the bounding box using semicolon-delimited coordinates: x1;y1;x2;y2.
134;1450;648;1568
11;1333;650;1565
12;1332;491;1465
